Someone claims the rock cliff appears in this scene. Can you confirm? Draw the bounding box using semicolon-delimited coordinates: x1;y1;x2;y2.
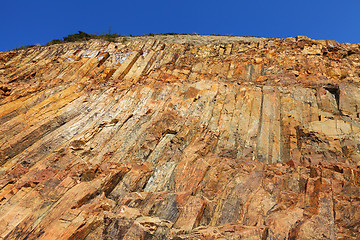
0;35;359;239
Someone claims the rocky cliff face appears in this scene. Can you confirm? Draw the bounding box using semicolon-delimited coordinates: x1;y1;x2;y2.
0;35;359;239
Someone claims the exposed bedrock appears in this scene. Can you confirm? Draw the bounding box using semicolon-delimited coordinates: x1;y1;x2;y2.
0;36;359;239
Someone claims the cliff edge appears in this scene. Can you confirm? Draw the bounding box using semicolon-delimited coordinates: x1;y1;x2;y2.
0;35;359;239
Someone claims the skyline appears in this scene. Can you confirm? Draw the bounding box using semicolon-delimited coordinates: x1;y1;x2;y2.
1;0;359;52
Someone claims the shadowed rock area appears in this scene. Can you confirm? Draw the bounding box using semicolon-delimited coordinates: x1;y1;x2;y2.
0;35;359;239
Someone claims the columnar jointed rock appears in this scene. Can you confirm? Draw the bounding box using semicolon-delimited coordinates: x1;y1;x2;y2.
0;35;359;239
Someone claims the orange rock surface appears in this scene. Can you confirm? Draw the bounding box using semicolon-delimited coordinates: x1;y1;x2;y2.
0;35;359;239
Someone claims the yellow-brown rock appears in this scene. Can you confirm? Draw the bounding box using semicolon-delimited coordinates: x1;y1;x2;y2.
0;35;359;239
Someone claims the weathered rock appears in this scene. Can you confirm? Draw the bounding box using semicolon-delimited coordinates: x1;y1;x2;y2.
0;35;359;239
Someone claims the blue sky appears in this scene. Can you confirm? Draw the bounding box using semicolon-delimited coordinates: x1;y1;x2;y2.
1;0;359;52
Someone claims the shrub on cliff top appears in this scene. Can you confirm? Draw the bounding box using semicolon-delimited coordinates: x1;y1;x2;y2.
63;31;93;42
46;39;62;46
46;31;124;46
12;45;36;51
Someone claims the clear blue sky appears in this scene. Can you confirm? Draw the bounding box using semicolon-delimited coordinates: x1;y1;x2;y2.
1;0;359;52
